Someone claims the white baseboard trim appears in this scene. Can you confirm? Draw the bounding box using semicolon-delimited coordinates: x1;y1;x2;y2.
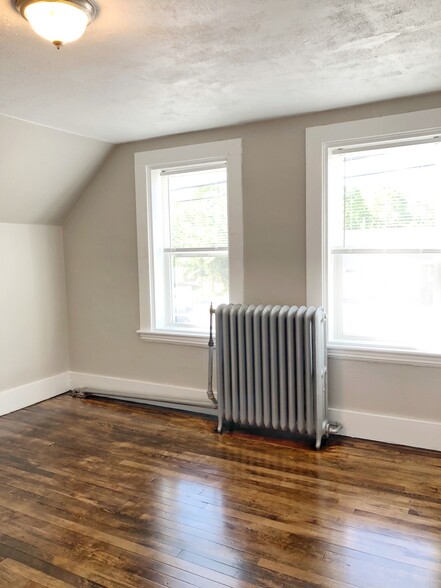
329;407;441;452
0;372;70;417
69;371;215;410
68;372;440;452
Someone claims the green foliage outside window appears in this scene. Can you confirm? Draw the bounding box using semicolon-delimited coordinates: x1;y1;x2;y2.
344;188;435;230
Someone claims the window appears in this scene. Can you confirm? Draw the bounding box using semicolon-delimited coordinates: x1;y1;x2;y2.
151;163;229;332
135;140;243;346
306;108;441;364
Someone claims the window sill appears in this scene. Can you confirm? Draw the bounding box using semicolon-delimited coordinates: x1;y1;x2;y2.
137;330;209;347
328;344;441;368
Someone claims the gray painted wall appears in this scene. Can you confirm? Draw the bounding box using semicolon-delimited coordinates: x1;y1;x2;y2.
0;114;112;225
0;114;111;411
63;92;441;424
0;223;69;392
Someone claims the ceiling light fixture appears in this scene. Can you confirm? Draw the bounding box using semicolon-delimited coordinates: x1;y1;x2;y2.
16;0;97;49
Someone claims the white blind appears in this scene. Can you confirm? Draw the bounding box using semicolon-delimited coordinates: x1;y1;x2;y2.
331;141;441;250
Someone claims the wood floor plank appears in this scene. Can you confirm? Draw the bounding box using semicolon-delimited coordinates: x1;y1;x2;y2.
0;394;440;587
0;558;72;587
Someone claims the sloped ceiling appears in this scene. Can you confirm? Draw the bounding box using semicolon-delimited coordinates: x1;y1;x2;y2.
1;0;441;143
0;114;111;224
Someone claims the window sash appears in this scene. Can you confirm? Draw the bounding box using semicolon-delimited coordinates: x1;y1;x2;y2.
327;136;441;352
160;164;228;252
328;248;441;350
161;249;228;331
153;161;230;333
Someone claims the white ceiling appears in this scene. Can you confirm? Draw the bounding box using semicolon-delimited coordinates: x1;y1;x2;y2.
1;0;441;144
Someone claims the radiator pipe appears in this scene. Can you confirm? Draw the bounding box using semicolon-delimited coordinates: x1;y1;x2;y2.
206;303;218;409
71;388;211;408
326;422;343;435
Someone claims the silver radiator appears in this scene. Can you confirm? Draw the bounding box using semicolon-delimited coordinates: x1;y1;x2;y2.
215;304;339;449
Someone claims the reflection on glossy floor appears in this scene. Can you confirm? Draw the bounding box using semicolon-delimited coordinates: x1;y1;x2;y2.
0;395;440;587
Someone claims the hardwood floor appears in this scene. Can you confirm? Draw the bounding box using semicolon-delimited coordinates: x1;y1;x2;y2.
0;395;440;588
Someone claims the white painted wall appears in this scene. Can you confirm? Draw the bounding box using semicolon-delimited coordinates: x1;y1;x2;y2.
0;224;69;413
63;92;441;450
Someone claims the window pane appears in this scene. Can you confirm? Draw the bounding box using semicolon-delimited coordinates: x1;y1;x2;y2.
331;142;441;249
170;254;228;329
163;167;228;250
329;140;441;352
332;252;441;351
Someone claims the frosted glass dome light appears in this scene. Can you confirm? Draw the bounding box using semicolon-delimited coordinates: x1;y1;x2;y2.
16;0;97;48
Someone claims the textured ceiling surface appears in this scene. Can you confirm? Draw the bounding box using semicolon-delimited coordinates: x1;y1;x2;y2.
1;0;441;143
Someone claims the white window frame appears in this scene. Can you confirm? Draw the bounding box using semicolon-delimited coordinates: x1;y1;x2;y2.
134;139;243;347
306;107;441;367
